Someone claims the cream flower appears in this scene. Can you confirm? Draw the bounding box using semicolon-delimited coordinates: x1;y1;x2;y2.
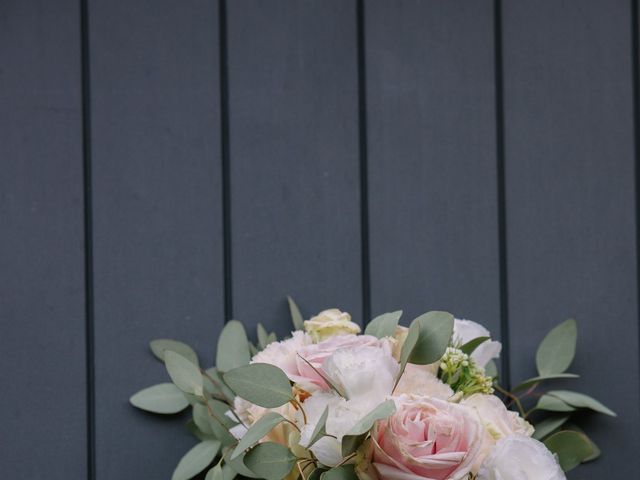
394;364;453;400
304;309;361;342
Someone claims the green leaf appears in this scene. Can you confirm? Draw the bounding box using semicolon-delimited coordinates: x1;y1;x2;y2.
533;415;570;440
401;311;454;366
320;465;358;480
544;430;593;472
364;311;402;339
172;440;221;480
165;351;204;397
243;442;296;480
287;295;305;331
205;465;223;480
231;412;287;459
257;324;269;349
186;419;217;442
547;390;616;416
459;336;489;356
216;320;251;373
512;373;580;392
536;394;576;413
342;400;396;457
536;319;577;376
129;383;189;414
150;339;199;366
309;469;328;480
306;406;329;447
485;360;498;378
563;424;601;463
206;399;238;446
267;332;277;345
193;404;215;435
225;451;259;478
223;363;293;408
203;367;235;403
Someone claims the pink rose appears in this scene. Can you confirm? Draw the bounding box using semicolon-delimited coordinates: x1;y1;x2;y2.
370;395;483;480
296;334;391;389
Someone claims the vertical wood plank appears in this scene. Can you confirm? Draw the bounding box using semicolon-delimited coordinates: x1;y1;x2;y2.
502;1;639;477
88;0;225;477
0;1;87;478
365;0;501;336
226;0;362;334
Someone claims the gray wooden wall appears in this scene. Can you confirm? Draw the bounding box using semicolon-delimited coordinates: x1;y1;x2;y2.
1;0;638;478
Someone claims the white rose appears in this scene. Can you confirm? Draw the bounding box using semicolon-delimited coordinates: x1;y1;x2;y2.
304;309;361;342
323;344;399;403
478;434;566;480
394;364;453;400
453;318;502;367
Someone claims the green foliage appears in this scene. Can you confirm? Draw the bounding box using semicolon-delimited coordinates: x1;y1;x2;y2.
217;320;251;372
533;415;570;440
287;295;305;331
231;412;287;459
243;442;297;480
165;351;204;397
171;440;221;480
547;390;616;416
544;430;593;472
223;363;293;408
400;311;454;367
459;336;489;356
364;310;402;339
306;406;329;448
512;373;579;393
129;383;189;414
536;319;577;376
320;465;358;479
150;339;199;366
536;394;576;413
341;400;396;457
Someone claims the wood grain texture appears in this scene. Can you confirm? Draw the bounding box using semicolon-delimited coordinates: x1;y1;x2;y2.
365;0;502;337
226;0;363;335
0;0;87;477
502;1;639;477
88;0;225;477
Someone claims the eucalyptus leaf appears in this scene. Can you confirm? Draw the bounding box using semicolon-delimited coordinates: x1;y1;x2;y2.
309;469;328;480
223;363;293;408
267;332;277;345
306;406;329;448
225;451;259;478
216;320;251;373
536;319;577;376
232;412;287;459
512;373;579;393
320;465;358;480
547;390;616;416
186;419;217;442
544;430;593;472
150;339;199;366
205;464;223;480
257;324;269;349
193;403;215;435
287;295;305;331
564;424;601;462
459;336;489;356
172;440;221;480
129;383;189;414
206;399;238;446
165;351;204;397
364;311;402;339
203;367;236;403
532;415;570;440
536;394;576;413
401;311;454;366
342;400;396;457
243;442;297;480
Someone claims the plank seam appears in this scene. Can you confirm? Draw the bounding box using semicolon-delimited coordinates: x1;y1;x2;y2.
80;0;96;476
631;0;640;414
357;0;371;325
219;0;233;322
494;0;511;390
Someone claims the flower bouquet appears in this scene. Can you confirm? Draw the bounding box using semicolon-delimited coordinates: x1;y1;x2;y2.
131;298;615;480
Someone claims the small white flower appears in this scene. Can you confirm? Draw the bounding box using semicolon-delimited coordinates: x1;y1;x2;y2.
394;364;453;400
453;318;502;367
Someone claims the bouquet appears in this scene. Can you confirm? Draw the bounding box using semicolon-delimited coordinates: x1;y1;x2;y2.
131;298;615;480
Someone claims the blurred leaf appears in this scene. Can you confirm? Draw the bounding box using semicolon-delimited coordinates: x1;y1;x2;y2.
193;404;215;435
400;311;454;367
536;319;577;376
165;351;204;397
206;399;238;446
320;465;358;480
225;450;259;478
342;400;396;457
544;430;593;472
564;424;601;463
459;336;490;356
547;390;616;417
267;332;277;345
257;324;269;349
512;373;579;393
172;440;221;480
365;311;402;339
203;367;235;403
306;406;329;448
205;465;223;480
150;339;199;366
223;363;293;408
536;394;576;413
485;360;498;378
244;442;296;480
287;296;305;331
217;320;251;373
186;419;217;442
533;415;570;440
309;469;328;480
129;383;189;414
231;412;286;459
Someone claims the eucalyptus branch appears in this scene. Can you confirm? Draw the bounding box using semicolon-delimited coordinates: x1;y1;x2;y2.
494;384;526;418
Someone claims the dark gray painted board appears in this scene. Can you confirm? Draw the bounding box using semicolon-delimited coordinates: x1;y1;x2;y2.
226;0;363;335
0;0;87;478
88;0;224;478
502;1;639;477
365;1;501;336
